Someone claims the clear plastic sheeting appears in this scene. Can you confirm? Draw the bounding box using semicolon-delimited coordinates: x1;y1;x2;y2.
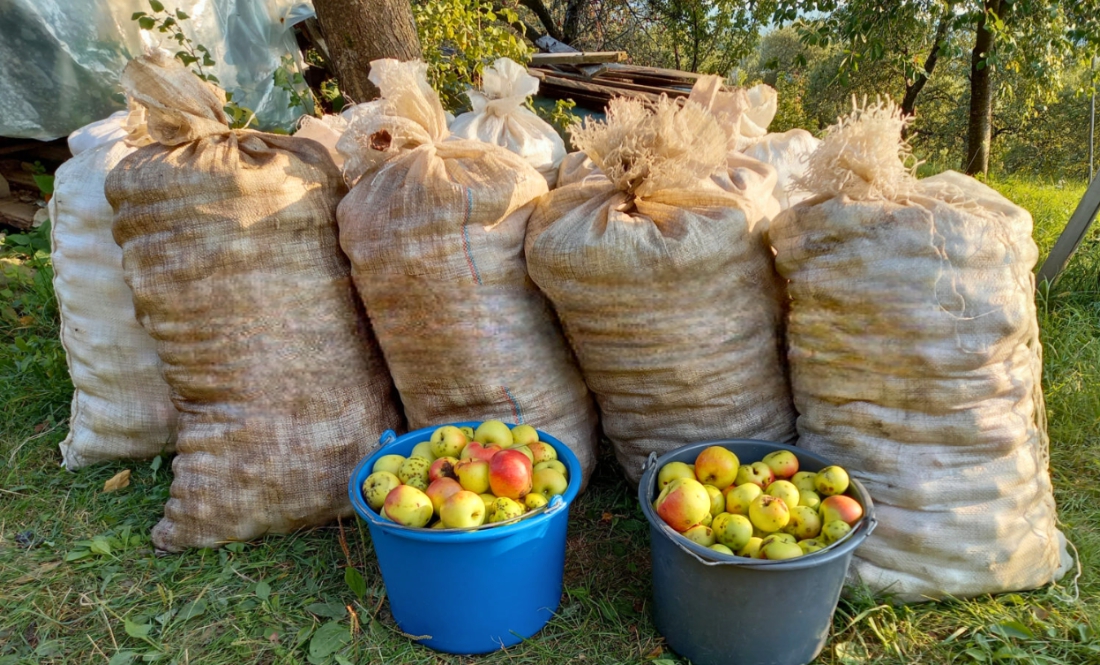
0;0;314;140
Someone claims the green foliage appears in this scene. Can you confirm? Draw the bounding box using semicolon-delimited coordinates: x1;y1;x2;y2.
530;97;582;149
643;0;775;74
412;0;530;112
273;54;318;116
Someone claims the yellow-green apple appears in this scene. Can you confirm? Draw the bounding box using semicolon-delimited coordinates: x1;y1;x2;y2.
372;454;406;476
791;471;817;494
657;462;696;489
428;456;459;483
534;460;567;476
712;513;753;550
362;471;401;511
655;478;711;533
700;512;713;527
430;426;468;459
531;467;567;498
524;493;549;511
821;520;851;544
738;537;764;558
709;543;735;555
474;420;514;448
410;441;436;461
798;490;821;510
459;426;475;439
440;490;487;528
479;493;496;510
489;449;533;500
704;485;725;517
683;525;716;547
379;507;390;521
820;495;864;526
383;485;433;527
509;445;534;463
762;450;799;479
784;505;823;540
488;496;524;523
455;458;491;494
762;540;803;560
693;446;740;489
460;441;502;462
398;456;431;487
724;483;762;516
527;441;558;464
431;521;445;529
815;466;850;496
735;462;775;489
765;480;800;510
749;494;790;533
798;539;826;554
760;533;796;547
426;477;463;514
510;424;539;447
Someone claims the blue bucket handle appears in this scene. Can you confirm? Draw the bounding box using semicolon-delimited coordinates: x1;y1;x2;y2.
378;429;397;447
546;495;566;515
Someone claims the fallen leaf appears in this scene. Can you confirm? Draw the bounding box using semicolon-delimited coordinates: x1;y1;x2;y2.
33;422;46;433
103;470;131;493
600;512;613;524
18;315;34;326
643;645;664;660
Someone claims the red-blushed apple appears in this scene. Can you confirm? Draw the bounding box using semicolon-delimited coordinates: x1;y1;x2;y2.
683;524;716;547
534;460;567;477
735;462;775;489
783;506;822;540
524;492;549;511
455;458;491;494
658;461;696;489
460;441;502;462
440;490;487;528
488;497;524;523
428;456;459;483
694;446;740;489
509;445;534;463
426;477;463;514
709;543;735;555
527;441;558;464
820;495;864;526
749;494;790;533
791;471;817;494
738;537;764;558
765;480;800;510
762;450;799;479
762;540;803;560
362;471;401;511
799;489;821;510
704;485;725;517
489;449;533;499
410;441;436;461
372;454;405;476
821;520;851;544
474;420;514;448
815;466;850;496
430;426;468;459
383;485;433;527
655;478;711;533
510;424;539;447
398;456;431;488
531;468;567;498
711;513;753;550
724;483;762;516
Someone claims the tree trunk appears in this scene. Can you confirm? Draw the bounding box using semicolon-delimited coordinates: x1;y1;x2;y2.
520;0;563;42
964;0;1002;176
562;0;588;45
901;3;953;119
312;0;422;104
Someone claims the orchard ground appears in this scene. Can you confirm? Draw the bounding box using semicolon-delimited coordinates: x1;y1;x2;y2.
1;177;1098;664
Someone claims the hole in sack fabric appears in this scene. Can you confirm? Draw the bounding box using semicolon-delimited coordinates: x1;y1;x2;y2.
370;130;392;152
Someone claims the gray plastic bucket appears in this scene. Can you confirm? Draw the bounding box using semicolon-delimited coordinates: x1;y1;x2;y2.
639;439;877;665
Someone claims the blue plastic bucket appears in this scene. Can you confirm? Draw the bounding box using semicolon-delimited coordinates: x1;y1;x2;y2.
348;422;582;655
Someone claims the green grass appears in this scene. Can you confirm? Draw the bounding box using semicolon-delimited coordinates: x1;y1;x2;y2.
2;177;1099;664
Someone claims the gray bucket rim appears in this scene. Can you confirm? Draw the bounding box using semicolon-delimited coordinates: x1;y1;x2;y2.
639;438;877;571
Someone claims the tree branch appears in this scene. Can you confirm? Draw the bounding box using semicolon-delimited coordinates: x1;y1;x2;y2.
519;0;563;42
901;1;954;118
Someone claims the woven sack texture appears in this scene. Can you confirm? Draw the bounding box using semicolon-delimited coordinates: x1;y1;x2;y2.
526;96;797;485
106;52;403;551
770;100;1067;601
50;109;178;469
336;59;599;484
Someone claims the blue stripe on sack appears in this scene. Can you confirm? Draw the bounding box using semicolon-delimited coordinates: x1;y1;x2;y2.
502;387;524;424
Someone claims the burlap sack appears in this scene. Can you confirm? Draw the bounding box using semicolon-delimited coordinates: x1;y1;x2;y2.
106;52;403;551
50;107;178;470
336;59;599;483
526;97;797;485
770;100;1068;601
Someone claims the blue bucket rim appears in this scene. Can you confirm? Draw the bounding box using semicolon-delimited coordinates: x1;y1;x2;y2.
349;421;582;543
638;438;877;571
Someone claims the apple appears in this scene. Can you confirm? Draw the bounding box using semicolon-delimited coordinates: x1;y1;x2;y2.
474;420;514;448
510;424;539;447
703;485;725;517
749;494;790;533
372;454;406;476
527;441;558;464
760;532;796;547
479;493;497;510
428;456;459;483
488;496;524;523
655;478;711;533
762;540;803;560
425;477;463;514
658;462;696;489
398;456;431;487
509;445;535;463
762;450;799;479
820;495;864;526
383;485;433;527
531;468;568;498
534;460;567;476
798;539;826;555
440;490;487;528
362;471;401;511
410;441;436;461
738;537;764;558
459;426;475;439
524;493;549;511
683;524;716;547
430;426;468;459
460;441;502;462
699;512;713;527
709;543;735;555
711;513;753;551
724;483;762;516
798;489;821;510
379;507;390;521
783;505;823;540
821;520;852;544
735;462;775;489
431;521;445;529
815;466;850;496
455;458;491;494
489;449;533;500
694;446;740;489
791;471;818;494
765;480;800;510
